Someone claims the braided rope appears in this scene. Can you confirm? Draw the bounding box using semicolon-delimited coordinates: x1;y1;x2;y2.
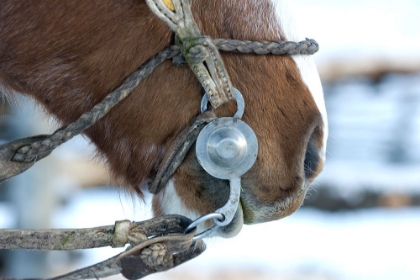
11;38;318;163
12;46;181;162
215;38;319;55
0;215;204;280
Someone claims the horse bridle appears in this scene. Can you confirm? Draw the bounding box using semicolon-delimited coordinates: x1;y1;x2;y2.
0;0;319;239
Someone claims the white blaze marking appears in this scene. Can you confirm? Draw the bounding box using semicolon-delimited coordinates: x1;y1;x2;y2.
270;0;329;159
159;180;222;235
159;179;200;220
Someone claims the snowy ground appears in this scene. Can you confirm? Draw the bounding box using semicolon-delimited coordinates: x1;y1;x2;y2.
40;189;420;280
2;188;420;280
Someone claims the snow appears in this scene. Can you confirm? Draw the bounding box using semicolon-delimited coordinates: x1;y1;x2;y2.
192;208;420;280
0;203;16;228
292;0;420;62
2;190;419;279
317;73;420;195
25;189;420;280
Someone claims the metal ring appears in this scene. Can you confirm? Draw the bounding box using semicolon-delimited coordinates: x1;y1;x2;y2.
201;88;245;119
184;212;224;240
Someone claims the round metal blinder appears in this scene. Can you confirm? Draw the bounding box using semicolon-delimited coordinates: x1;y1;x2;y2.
196;88;258;180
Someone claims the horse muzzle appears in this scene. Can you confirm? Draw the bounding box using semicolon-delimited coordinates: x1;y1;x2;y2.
239;183;308;224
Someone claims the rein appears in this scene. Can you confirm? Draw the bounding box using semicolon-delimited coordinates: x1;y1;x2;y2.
0;0;319;278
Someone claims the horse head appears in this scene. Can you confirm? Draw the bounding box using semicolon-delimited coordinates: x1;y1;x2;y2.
0;0;327;237
151;0;328;237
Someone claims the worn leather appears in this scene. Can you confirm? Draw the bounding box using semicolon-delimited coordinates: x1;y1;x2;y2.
0;135;51;183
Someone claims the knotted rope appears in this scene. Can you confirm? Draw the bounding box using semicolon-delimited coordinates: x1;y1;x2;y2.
0;215;206;280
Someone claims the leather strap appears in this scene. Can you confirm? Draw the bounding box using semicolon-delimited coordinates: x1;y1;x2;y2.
146;0;235;108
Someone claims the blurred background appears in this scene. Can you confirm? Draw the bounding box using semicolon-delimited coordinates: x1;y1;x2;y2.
1;0;420;279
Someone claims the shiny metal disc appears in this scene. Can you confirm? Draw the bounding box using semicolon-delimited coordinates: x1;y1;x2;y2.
196;117;258;180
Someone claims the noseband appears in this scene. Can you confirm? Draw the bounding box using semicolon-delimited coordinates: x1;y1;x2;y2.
0;0;319;238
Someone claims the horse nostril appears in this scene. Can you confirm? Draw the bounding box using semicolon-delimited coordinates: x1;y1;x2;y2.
304;134;320;179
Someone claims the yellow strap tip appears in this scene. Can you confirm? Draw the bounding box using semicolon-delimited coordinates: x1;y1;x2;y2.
163;0;175;11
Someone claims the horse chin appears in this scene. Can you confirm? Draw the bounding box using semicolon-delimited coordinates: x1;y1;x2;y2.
239;187;307;225
214;202;244;238
152;179;244;238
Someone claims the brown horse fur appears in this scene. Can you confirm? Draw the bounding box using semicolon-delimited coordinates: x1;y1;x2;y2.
0;0;326;235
